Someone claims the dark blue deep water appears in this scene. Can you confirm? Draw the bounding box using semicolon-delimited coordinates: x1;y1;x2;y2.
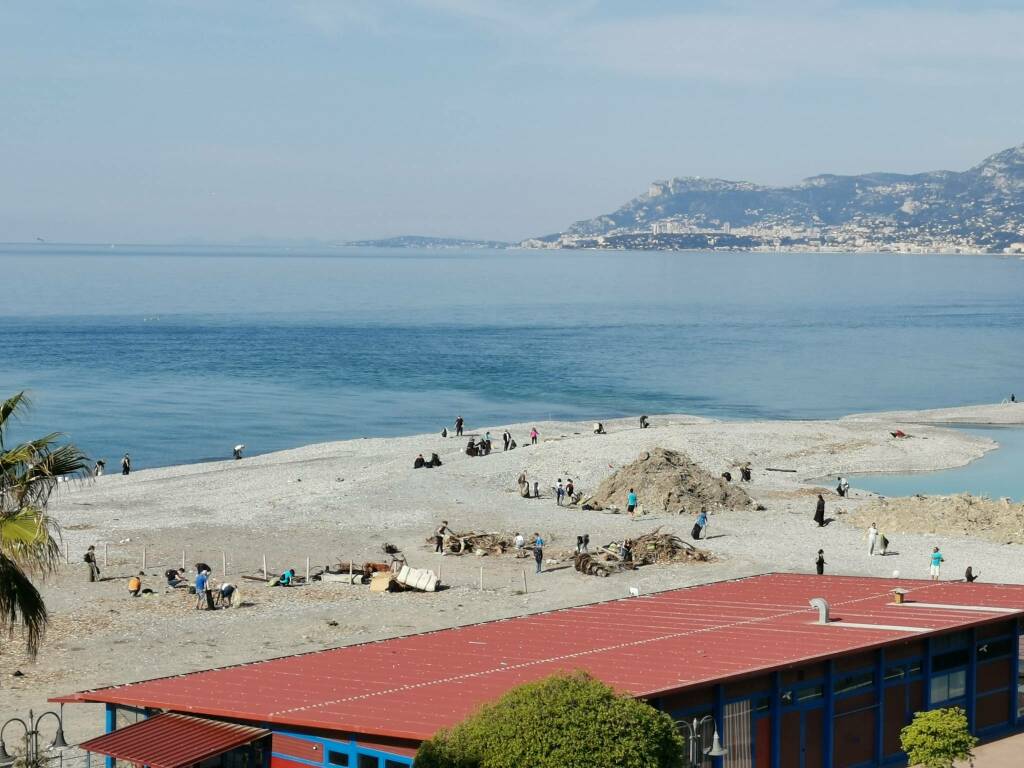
2;244;1022;468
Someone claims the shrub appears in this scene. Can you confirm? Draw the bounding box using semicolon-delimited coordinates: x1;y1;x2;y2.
415;671;685;768
899;707;977;768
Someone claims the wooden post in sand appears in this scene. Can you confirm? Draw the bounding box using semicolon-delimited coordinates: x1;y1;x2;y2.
142;545;147;570
522;569;528;594
222;551;227;576
262;553;268;579
103;542;108;567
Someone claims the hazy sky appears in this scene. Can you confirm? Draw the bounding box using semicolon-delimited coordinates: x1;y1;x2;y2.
2;0;1023;243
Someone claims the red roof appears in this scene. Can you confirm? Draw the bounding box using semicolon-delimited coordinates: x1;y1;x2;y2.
59;574;1024;742
78;712;269;768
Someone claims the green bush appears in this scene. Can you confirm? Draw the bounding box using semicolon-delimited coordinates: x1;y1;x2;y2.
415;671;685;768
899;707;977;768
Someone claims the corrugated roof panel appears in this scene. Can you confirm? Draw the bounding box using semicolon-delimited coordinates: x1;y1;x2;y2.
78;713;269;768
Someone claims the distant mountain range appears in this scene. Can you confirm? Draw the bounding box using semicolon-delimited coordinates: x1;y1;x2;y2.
340;235;510;249
524;144;1024;254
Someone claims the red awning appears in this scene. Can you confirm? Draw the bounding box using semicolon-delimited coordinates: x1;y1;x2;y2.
78;713;269;768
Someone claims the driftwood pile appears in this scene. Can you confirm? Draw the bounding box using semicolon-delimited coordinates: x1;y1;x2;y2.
630;528;714;565
584;448;752;514
574;553;633;577
574;527;713;577
426;531;518;556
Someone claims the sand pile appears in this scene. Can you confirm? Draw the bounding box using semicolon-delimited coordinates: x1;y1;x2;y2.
583;448;752;514
850;494;1024;543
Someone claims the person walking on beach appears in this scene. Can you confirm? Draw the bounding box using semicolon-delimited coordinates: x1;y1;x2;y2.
965;566;979;583
565;478;574;498
530;427;539;445
556;479;565;506
816;549;826;575
814;494;826;527
455;416;464;437
502;430;511;451
93;459;105;477
692;509;708;540
533;480;539;498
866;523;878;555
626;488;638;517
435;520;452;554
532;532;544;573
84;545;100;582
930;546;944;580
121;453;131;476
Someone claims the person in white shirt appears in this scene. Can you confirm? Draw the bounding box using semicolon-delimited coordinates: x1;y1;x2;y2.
866;523;878;555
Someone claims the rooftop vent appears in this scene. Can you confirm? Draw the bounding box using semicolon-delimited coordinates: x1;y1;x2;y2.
809;597;830;624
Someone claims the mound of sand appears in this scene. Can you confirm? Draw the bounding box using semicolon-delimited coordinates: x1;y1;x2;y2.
584;448;753;514
850;494;1024;544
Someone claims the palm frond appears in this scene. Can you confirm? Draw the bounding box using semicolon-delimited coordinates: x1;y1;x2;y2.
0;391;30;451
0;391;86;655
0;551;47;656
0;506;61;573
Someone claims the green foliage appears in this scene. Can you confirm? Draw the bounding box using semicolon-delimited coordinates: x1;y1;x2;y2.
900;707;977;768
415;671;685;768
1;392;88;655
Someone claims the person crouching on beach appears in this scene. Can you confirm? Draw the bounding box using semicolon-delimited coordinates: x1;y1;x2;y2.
128;574;142;597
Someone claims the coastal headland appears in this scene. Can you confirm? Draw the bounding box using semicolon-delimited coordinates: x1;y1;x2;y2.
4;403;1023;740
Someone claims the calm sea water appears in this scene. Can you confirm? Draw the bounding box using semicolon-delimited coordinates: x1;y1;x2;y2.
2;244;1022;469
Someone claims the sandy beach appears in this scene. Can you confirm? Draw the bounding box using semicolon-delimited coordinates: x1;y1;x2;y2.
4;405;1023;742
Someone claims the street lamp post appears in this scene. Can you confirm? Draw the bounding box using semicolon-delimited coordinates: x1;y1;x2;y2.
0;706;68;768
678;715;728;767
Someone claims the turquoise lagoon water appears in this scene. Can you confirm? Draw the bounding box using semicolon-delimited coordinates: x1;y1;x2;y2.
842;426;1024;501
1;244;1022;469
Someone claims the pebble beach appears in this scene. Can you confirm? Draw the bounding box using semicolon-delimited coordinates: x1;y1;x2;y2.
3;403;1023;742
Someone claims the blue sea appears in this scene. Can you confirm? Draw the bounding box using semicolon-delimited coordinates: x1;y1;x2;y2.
1;244;1022;469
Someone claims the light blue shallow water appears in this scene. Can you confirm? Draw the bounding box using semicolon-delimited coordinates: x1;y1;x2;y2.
1;244;1023;469
843;426;1024;501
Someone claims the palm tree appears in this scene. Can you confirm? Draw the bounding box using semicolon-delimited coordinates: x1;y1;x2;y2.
1;392;88;655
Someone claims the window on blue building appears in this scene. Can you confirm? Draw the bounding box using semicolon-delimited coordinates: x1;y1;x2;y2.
358;756;379;768
327;750;350;766
930;670;967;705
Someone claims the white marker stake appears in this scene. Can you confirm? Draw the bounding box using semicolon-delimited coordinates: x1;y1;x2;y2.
142;545;147;570
305;557;310;584
262;553;268;579
104;542;109;567
222;551;227;577
522;569;528;594
479;566;484;592
64;542;69;565
182;550;186;571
